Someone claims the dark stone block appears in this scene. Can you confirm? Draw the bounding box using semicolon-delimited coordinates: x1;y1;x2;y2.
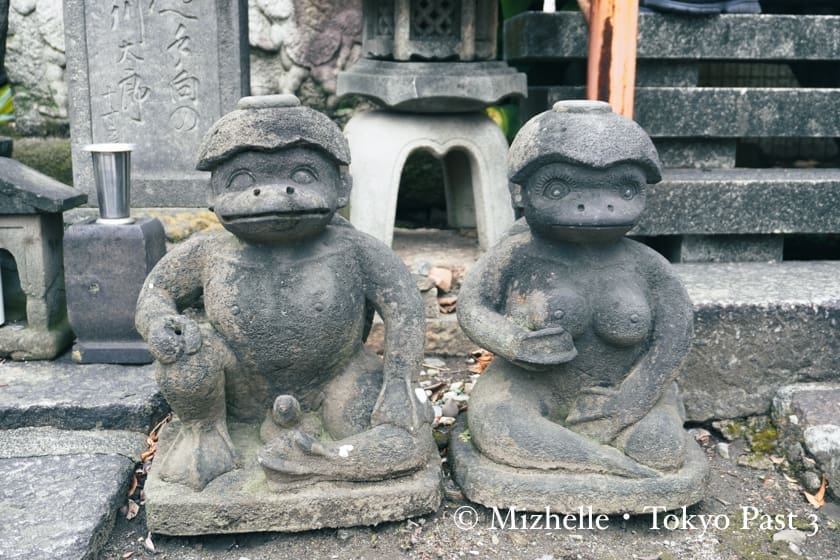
0;357;167;431
549;86;840;138
633;168;840;236
505;12;840;62
654;139;736;168
637;61;699;87
64;217;167;364
677;234;784;263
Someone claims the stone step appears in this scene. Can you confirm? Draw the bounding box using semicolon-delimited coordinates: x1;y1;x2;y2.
547;86;840;138
505;12;840;62
377;261;840;423
0;356;167;431
634;168;840;236
0;427;143;560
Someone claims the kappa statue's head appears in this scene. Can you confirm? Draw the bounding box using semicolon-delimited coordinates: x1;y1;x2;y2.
196;95;352;244
507;100;662;243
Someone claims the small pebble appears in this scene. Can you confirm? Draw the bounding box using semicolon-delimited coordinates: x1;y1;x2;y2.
424;357;447;369
438;416;456;426
772;529;807;546
716;442;730;459
412;259;432;276
442;399;460;418
803;471;822;492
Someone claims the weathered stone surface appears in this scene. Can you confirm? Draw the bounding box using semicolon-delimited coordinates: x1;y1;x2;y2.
677;234;783;263
137;95;440;531
64;0;249;207
145;421;442;535
653;139;736;169
337;59;526;112
633;168;840;236
636;61;698;87
0;453;133;560
453;101;706;512
0;426;146;460
360;0;498;62
344;110;515;250
772;383;840;497
0;156;85;213
450;417;709;514
548;86;840;138
64;217;166;364
0;357;166;431
505;12;840;62
678;263;840;421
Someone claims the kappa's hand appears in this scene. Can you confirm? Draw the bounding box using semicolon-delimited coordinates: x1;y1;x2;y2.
512;326;578;366
147;315;202;364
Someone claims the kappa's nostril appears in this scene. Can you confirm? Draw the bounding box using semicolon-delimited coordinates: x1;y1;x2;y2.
607;205;614;212
253;188;261;196
577;204;585;212
286;186;295;195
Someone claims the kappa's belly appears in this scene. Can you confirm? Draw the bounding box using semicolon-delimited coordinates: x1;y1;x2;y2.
203;261;367;372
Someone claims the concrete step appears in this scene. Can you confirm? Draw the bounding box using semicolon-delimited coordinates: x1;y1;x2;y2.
505;12;840;62
0;355;167;431
0;427;144;560
547;86;840;138
376;256;840;423
635;168;840;236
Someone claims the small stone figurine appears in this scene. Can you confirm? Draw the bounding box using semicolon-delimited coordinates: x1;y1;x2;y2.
450;100;709;513
136;95;440;535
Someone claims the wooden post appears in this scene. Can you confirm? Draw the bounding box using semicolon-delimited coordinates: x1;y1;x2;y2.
586;0;639;119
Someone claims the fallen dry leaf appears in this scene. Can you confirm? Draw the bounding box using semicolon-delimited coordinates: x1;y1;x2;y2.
438;295;457;314
783;473;799;484
770;454;785;465
126;499;140;521
428;266;453;293
144;532;156;553
467;350;494;374
804;474;827;509
127;475;138;497
121;552;134;559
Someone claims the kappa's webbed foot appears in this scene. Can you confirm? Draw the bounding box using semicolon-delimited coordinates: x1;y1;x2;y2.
156;419;238;491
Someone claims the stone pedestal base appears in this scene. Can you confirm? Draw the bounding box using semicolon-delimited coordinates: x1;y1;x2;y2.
344;110;515;250
449;418;710;514
64;217;166;364
145;421;443;535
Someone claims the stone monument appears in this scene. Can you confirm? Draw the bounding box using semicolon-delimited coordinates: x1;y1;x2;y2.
337;0;525;250
0;158;86;360
449;101;709;513
138;95;441;535
63;0;249;208
64;144;166;364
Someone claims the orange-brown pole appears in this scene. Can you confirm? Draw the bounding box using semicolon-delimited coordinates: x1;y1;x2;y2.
586;0;639;119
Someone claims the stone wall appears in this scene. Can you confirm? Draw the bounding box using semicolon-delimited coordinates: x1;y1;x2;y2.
5;0;363;135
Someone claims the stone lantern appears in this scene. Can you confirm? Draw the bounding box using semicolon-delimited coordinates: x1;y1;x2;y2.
361;0;498;61
338;0;526;250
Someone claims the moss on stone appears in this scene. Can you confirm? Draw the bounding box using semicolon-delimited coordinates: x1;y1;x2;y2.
8;136;73;185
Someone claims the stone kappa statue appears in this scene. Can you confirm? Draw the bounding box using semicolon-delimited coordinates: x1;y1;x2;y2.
450;100;709;513
136;95;440;534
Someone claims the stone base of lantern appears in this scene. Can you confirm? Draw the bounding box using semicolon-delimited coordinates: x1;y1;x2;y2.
343;109;516;250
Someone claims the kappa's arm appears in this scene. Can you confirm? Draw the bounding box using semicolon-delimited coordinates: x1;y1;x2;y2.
356;235;425;380
457;243;528;363
135;235;207;338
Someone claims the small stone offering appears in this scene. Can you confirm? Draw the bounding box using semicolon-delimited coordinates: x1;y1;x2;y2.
450;100;709;513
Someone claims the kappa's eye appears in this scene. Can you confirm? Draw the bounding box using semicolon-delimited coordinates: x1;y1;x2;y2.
226;170;255;190
618;183;639;200
291;168;316;184
543;179;570;200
